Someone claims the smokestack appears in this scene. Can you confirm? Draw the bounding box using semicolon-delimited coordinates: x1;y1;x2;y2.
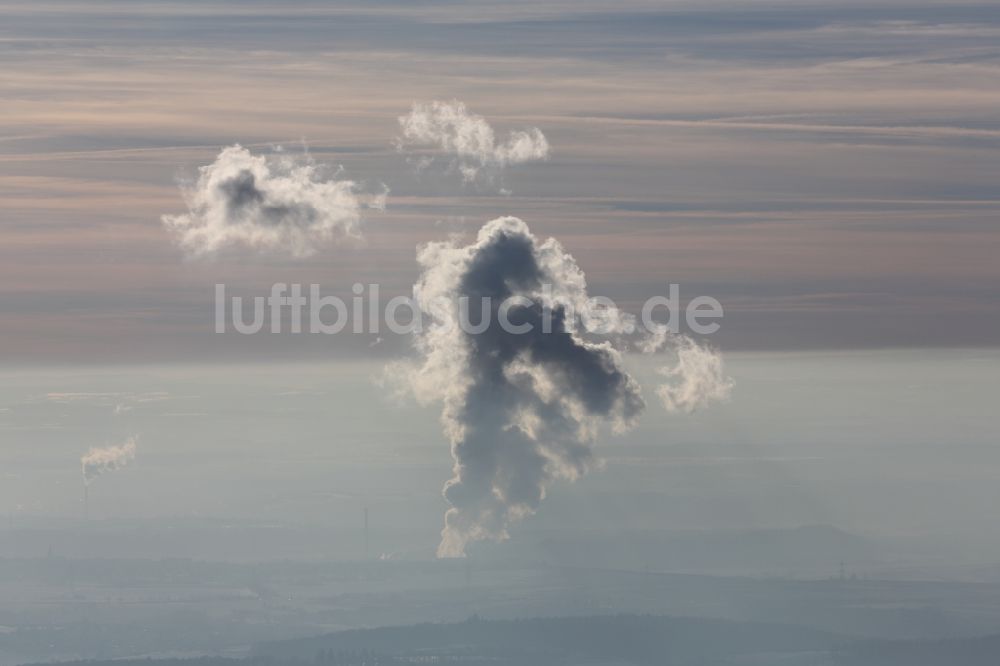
83;483;89;522
464;556;473;617
364;507;369;561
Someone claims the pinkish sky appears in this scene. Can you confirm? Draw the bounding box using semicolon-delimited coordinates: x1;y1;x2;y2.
2;0;999;362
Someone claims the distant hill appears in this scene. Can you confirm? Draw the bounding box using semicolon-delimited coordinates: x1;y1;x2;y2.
21;617;1000;666
255;613;848;664
482;524;879;575
835;633;1000;665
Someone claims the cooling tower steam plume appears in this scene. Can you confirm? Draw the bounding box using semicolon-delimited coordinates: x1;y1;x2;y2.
82;437;137;486
393;217;644;557
162;144;387;257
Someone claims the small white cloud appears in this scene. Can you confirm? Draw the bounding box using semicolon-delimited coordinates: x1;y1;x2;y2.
656;339;734;413
397;100;549;187
162;144;387;258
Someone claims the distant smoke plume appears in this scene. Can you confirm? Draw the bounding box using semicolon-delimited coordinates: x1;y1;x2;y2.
397;100;549;187
656;338;733;413
392;217;643;557
162;144;387;257
81;437;137;486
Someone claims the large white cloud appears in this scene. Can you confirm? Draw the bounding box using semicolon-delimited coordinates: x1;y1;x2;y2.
397;100;549;187
162;144;386;258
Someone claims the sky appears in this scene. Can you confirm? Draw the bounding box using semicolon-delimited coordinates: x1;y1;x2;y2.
1;1;999;567
1;0;998;363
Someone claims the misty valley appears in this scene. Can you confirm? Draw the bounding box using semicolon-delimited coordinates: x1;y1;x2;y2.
4;522;1000;665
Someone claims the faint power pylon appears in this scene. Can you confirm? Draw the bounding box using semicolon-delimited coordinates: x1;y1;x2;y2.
363;506;369;561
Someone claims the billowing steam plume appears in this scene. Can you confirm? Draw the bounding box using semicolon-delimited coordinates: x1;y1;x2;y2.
81;437;137;486
162;144;387;257
393;216;644;557
656;338;733;413
397;100;549;186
